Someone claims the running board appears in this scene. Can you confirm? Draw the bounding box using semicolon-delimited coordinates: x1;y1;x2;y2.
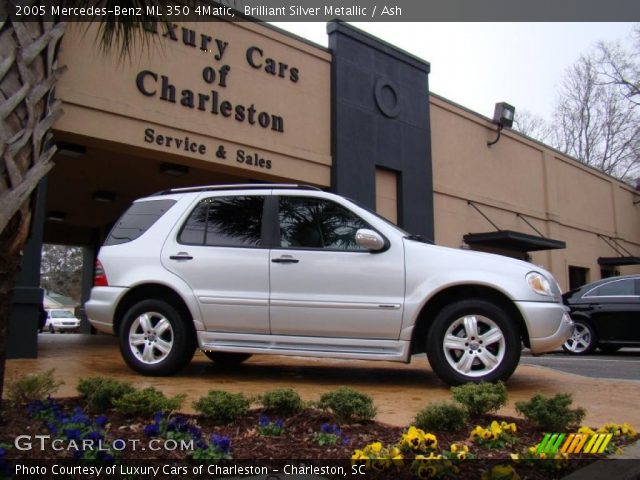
197;332;410;362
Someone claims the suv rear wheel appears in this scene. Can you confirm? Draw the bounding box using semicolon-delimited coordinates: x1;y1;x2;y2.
426;299;521;385
119;299;195;375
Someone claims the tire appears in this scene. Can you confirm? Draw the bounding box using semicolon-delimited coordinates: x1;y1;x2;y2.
426;299;521;385
203;351;252;365
119;299;196;376
49;325;55;334
598;345;621;354
562;319;596;355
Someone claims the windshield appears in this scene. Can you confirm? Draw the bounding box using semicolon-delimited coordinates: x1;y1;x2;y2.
50;310;75;318
345;197;410;236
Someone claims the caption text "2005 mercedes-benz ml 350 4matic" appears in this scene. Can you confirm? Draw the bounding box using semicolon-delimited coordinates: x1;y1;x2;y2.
86;184;573;385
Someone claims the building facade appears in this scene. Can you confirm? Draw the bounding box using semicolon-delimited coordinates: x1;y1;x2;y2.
8;20;639;357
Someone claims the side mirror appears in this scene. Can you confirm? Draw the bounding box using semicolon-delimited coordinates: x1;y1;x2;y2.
355;229;385;252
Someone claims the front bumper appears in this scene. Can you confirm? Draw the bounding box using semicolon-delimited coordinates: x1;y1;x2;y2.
515;300;574;354
51;321;80;330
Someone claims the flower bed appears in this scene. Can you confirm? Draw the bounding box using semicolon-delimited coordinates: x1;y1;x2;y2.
1;373;638;479
0;397;637;479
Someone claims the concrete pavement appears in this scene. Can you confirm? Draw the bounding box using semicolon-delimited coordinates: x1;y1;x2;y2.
5;334;640;432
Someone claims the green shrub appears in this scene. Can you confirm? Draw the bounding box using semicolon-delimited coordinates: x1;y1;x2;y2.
112;387;185;417
260;388;303;416
451;381;508;417
515;393;585;431
193;390;250;424
7;369;63;406
414;402;468;432
77;377;135;411
318;387;376;423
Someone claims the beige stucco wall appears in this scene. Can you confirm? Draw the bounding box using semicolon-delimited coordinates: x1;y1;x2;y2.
430;95;640;290
54;21;331;186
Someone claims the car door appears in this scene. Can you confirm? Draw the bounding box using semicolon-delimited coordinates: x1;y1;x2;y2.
161;194;270;333
268;195;405;339
582;278;640;343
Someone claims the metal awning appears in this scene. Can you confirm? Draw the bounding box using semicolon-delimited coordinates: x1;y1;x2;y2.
463;230;567;253
598;256;640;266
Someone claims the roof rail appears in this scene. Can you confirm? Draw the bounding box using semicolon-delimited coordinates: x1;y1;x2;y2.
151;184;323;196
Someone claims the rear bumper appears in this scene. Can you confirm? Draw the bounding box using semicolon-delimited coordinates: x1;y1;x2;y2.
85;286;128;334
515;301;574;354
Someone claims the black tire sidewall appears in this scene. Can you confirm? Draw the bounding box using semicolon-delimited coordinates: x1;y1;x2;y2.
426;299;521;385
119;299;194;376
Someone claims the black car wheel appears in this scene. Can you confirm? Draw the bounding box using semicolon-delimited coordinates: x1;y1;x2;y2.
119;299;196;376
203;351;252;365
562;320;596;355
426;299;521;385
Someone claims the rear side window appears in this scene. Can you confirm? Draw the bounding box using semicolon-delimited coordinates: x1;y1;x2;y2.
179;196;264;247
104;200;176;246
585;278;636;297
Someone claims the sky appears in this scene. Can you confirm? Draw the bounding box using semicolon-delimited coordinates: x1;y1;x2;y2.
270;22;637;123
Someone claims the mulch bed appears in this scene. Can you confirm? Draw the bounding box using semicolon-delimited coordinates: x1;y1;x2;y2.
0;397;633;479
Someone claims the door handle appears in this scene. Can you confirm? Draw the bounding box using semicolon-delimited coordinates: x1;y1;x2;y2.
272;256;299;264
169;252;193;260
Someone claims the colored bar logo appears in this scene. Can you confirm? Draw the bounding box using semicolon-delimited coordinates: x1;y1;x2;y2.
536;433;613;455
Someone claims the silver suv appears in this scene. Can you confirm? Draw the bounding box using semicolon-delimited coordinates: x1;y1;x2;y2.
86;184;573;385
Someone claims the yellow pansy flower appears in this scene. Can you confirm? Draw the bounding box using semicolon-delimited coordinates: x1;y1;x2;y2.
501;421;517;433
403;426;425;449
578;425;595;435
371;458;389;471
351;449;366;460
369;442;383;454
621;423;637;436
423;433;438;449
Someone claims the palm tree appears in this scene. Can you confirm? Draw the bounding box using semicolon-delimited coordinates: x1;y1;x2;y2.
0;1;160;407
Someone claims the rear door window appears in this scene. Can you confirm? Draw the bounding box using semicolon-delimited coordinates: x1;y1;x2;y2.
179;196;264;247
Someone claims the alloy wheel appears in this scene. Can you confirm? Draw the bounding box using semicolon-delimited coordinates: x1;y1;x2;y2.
128;311;174;365
563;322;593;354
442;315;506;377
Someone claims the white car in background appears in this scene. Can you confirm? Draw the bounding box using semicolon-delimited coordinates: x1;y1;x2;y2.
45;309;81;333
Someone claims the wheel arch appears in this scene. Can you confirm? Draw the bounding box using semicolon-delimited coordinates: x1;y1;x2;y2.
114;283;196;338
410;284;529;355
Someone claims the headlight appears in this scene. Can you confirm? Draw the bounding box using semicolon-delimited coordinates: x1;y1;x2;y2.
526;272;554;297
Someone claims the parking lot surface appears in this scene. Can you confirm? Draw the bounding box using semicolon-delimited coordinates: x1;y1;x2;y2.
521;350;640;380
5;335;640;429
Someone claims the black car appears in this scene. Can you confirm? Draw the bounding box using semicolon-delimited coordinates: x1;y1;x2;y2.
562;275;640;354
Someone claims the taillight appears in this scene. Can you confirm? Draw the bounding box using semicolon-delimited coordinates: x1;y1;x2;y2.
94;260;109;287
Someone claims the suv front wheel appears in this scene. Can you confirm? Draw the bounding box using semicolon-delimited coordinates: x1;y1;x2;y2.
119;299;195;376
426;299;521;385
